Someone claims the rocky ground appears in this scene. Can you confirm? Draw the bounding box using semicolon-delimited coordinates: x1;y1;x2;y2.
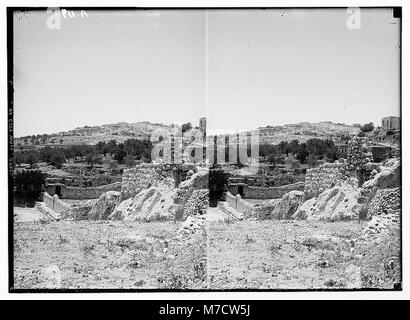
207;218;400;290
14;220;206;290
13;213;400;290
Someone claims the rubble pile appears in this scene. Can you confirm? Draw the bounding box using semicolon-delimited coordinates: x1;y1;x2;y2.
368;188;401;217
177;216;205;236
345;136;373;171
184;189;209;218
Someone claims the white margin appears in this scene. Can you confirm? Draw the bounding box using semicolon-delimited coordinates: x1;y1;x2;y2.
0;0;408;300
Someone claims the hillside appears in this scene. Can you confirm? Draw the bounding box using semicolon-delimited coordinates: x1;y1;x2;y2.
256;121;360;144
15;121;361;148
15;122;173;147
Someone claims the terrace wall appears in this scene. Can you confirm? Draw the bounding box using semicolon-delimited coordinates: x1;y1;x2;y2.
227;181;304;199
43;192;71;213
226;191;254;214
45;182;121;200
304;162;346;198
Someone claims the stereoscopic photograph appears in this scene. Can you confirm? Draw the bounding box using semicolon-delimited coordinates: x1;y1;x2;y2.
9;7;401;291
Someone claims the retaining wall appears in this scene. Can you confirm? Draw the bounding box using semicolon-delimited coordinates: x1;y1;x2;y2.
227;181;304;199
45;182;121;200
304;162;345;198
43;192;71;213
225;191;254;214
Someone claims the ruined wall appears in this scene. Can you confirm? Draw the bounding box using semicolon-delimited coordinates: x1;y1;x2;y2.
184;189;209;217
345;136;373;171
368;187;401;216
45;182;122;200
121;164;166;199
121;162;198;199
226;192;254;214
43;192;71;213
304;162;346;199
228;182;304;199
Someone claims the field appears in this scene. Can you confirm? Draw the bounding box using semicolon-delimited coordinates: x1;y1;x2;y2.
14;220;207;290
13;218;400;290
207;220;401;290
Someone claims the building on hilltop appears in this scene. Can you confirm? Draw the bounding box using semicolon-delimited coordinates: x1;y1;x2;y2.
381;116;400;131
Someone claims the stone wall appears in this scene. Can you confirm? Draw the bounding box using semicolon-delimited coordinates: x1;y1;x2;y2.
43;192;71;213
184;189;209;217
45;182;121;200
368;187;401;216
345;136;373;171
304;162;346;199
121;162;197;199
121;164;166;199
228;182;304;199
225;191;254;214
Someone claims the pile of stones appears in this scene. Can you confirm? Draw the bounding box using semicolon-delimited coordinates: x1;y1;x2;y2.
362;213;400;239
177;216;205;236
184;189;209;218
368;187;401;216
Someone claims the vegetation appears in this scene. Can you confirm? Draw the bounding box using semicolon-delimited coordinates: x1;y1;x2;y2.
181;122;193;133
14;138;153;168
360;122;374;132
209;168;228;207
259;138;340;165
14;170;46;206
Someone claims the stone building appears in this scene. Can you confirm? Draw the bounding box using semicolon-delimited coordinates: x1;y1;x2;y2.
381;116;400;131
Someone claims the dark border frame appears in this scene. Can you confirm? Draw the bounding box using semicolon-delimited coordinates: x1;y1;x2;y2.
7;6;403;293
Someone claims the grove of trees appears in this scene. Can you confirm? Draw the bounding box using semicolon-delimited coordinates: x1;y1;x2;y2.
14;138;153;168
259;138;340;165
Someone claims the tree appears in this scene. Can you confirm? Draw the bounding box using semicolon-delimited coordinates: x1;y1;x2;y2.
296;145;309;163
85;153;102;168
182;122;193;133
124;155;136;168
114;149;127;164
14;170;46;206
108;160;119;171
50;149;66;169
290;159;301;171
360;122;374;132
267;154;277;167
209;169;228;207
26;151;39;168
306;154;319;168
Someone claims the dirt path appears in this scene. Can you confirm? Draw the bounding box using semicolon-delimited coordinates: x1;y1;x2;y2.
14;207;43;223
204;206;229;221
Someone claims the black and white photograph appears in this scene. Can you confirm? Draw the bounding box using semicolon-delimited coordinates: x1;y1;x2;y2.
6;5;403;293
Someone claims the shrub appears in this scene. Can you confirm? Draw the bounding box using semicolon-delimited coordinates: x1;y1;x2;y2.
209;168;228;207
360;122;374;132
14;170;46;206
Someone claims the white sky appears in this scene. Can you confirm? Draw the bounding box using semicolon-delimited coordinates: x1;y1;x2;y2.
14;8;400;137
